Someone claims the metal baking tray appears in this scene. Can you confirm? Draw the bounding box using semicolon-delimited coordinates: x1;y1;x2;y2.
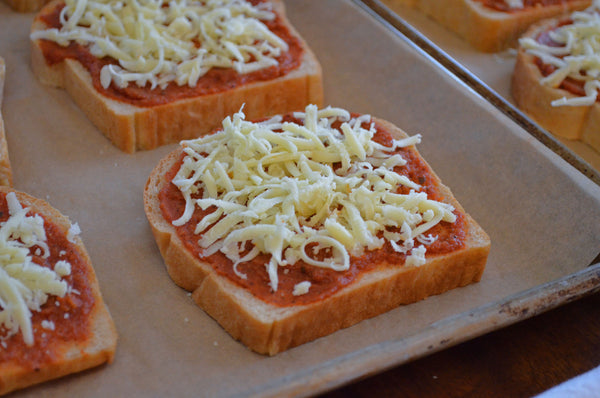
369;0;600;181
1;0;599;397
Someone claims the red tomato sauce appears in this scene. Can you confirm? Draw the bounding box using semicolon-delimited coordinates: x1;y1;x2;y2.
158;116;468;307
36;1;304;107
0;194;94;370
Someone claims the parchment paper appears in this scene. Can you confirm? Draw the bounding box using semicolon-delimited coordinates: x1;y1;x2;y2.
0;1;599;397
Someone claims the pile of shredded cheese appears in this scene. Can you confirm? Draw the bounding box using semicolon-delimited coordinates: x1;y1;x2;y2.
172;105;456;294
0;193;72;346
30;0;288;90
519;0;600;106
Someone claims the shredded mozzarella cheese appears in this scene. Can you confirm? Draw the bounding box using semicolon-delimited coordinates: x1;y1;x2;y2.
0;193;71;346
30;0;288;90
519;0;600;106
292;281;311;296
172;105;456;293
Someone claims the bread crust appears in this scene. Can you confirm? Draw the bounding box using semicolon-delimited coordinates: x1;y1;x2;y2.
511;16;600;150
3;0;50;13
30;0;324;153
144;116;491;355
0;187;117;395
0;58;12;187
392;0;591;52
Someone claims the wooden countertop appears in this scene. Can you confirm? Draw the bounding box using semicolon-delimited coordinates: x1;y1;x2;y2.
320;290;600;398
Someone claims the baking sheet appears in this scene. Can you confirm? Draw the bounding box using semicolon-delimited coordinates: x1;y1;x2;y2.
374;0;600;176
1;1;600;397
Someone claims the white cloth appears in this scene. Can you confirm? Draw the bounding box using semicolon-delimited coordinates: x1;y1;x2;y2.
535;365;600;398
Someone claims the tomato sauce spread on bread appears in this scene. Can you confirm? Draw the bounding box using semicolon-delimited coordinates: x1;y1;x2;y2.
475;0;581;12
532;22;591;97
0;192;94;369
158;107;467;307
35;0;304;107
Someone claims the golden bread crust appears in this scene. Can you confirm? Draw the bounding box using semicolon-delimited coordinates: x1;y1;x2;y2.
0;187;117;395
0;58;12;187
143;115;491;355
392;0;591;52
30;0;324;153
511;16;600;150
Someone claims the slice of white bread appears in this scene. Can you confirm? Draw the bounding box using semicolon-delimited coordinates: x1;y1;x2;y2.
143;110;491;355
0;187;117;395
3;0;51;13
389;0;591;52
512;12;600;151
29;0;323;153
0;58;12;187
